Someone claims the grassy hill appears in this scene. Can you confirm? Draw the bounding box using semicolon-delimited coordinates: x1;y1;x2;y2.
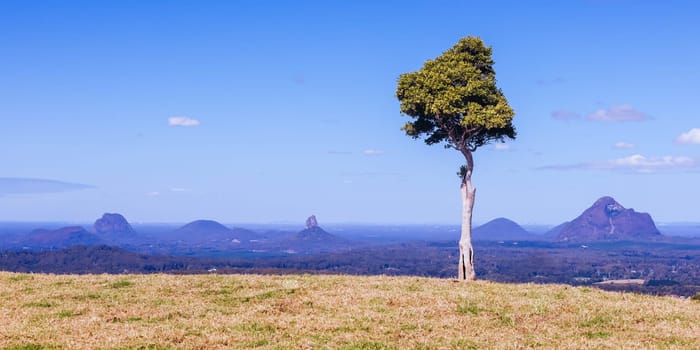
1;272;699;349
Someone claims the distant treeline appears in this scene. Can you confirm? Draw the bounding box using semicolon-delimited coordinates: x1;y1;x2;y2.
2;240;700;296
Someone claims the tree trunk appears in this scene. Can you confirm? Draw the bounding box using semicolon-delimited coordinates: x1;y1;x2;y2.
458;177;477;281
458;149;476;281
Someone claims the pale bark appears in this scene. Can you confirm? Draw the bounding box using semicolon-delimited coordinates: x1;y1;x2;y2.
458;177;477;281
458;149;477;281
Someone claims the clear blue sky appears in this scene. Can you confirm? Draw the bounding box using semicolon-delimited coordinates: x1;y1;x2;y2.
2;1;699;225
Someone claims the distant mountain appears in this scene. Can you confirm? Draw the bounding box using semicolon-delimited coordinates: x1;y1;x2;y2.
25;226;103;248
94;213;134;235
556;196;661;242
473;218;535;241
294;226;342;242
174;220;230;237
172;220;260;244
291;215;343;242
282;215;350;253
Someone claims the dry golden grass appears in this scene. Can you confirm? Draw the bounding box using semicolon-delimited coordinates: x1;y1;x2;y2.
1;272;699;349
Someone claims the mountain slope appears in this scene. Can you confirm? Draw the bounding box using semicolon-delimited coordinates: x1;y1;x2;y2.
556;196;661;241
473;217;534;240
24;226;102;248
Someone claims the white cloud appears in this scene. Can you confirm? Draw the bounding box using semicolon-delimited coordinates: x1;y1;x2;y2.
675;128;700;144
493;143;510;151
614;142;636;149
363;149;385;156
551;110;580;120
145;191;160;197
170;188;192;192
586;105;650;122
168;116;200;127
0;177;93;195
541;154;697;173
607;154;695;169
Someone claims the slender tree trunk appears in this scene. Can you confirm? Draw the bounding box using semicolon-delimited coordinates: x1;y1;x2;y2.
458;150;477;281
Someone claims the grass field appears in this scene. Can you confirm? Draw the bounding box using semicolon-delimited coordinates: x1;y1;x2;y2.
1;272;699;349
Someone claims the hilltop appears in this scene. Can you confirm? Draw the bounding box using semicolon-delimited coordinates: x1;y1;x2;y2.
473;217;535;241
1;272;698;349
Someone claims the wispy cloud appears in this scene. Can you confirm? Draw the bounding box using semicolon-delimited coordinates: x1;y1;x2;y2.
328;150;352;155
0;178;93;195
145;191;160;197
675;128;700;144
540;154;697;173
493;143;511;151
363;149;385;156
604;155;695;172
536;77;565;86
340;171;399;177
169;188;192;193
168;116;200;127
551;110;581;121
613;142;636;149
586;105;651;122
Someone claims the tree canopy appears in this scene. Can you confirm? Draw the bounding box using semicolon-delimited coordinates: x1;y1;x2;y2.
396;36;515;154
396;36;516;281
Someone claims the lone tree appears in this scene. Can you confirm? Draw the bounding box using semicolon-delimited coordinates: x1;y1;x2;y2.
396;36;515;281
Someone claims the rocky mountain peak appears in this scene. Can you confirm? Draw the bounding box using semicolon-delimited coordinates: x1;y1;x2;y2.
556;196;661;241
94;213;134;234
305;215;319;229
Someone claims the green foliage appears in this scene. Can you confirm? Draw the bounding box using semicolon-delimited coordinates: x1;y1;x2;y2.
110;280;133;289
57;310;78;318
497;313;514;327
339;341;395;350
452;339;479;350
74;293;100;301
585;331;612;339
691;293;700;301
400;324;418;331
23;301;52;308
580;315;613;339
7;274;32;282
235;322;276;334
2;345;55;350
396;36;515;154
580;315;611;328
456;299;481;315
244;339;269;348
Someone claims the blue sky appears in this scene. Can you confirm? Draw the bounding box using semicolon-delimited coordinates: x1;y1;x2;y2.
2;1;699;225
